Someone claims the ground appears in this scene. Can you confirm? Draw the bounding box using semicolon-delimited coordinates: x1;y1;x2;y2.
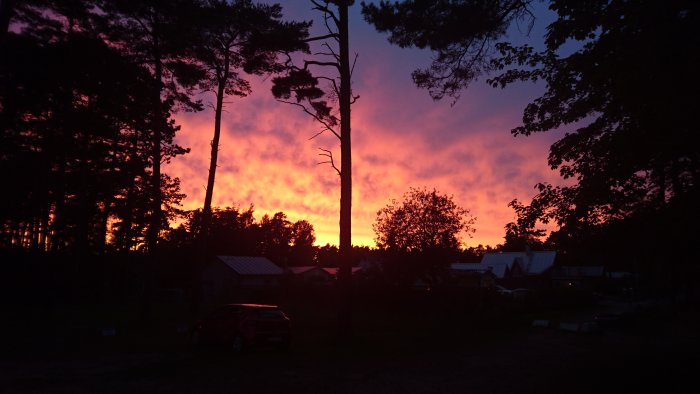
2;291;698;393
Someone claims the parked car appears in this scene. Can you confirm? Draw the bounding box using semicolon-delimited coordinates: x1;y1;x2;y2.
494;286;533;302
494;285;512;295
511;288;533;300
191;304;291;353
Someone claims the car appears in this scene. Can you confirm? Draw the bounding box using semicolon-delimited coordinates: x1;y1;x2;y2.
511;288;532;299
191;303;291;353
494;285;512;295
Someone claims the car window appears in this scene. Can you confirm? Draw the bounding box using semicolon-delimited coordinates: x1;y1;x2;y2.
255;309;286;319
206;306;241;319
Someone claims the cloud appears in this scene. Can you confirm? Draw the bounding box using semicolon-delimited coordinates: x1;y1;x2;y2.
164;4;567;248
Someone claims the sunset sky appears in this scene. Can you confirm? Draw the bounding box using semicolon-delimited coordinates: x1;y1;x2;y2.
165;1;567;248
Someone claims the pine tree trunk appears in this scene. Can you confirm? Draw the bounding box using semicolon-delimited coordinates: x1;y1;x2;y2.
201;62;228;243
337;1;353;341
146;34;164;254
143;32;164;324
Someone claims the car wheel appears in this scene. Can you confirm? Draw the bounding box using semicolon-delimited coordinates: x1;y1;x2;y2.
232;336;245;354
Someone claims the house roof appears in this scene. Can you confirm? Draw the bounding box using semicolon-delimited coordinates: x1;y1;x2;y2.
216;256;284;276
451;251;556;278
481;251;556;275
288;266;327;275
450;262;511;278
321;267;363;276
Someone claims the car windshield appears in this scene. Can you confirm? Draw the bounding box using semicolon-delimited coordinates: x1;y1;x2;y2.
255;309;286;318
206;306;241;319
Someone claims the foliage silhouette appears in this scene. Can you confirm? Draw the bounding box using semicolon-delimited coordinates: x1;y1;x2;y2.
1;4;185;253
271;0;357;340
191;0;310;243
374;187;476;253
485;1;700;266
361;0;535;101
163;206;317;267
362;0;700;281
102;0;204;253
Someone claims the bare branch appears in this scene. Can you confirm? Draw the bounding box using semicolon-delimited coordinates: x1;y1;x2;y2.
323;42;340;61
276;99;341;140
303;33;339;42
314;51;339;57
316;75;340;97
350;52;359;78
318;148;341;176
310;0;340;26
304;60;340;70
308;128;329;140
320;4;340;43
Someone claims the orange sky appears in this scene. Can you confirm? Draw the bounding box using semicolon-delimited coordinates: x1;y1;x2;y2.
165;3;565;248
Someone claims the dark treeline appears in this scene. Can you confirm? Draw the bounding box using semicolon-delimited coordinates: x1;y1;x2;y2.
165;206;320;268
2;1;190;253
0;1;309;255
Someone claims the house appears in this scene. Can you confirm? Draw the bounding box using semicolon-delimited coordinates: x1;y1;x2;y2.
551;265;606;290
320;267;363;278
480;251;556;276
288;266;335;285
552;266;636;294
200;256;284;302
448;265;498;289
451;250;557;287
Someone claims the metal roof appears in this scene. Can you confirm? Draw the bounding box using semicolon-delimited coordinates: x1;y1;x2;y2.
321;267;362;276
481;251;556;275
216;256;284;276
288;266;322;275
450;263;487;271
451;251;556;278
450;262;511;278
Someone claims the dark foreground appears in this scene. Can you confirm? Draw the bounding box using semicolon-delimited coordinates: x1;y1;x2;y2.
2;295;699;394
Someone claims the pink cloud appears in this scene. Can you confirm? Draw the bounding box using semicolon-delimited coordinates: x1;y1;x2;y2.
164;6;567;248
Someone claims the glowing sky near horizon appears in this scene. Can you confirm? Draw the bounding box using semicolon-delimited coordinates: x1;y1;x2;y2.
165;2;566;248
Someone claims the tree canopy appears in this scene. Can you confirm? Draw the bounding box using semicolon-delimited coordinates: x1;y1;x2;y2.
0;0;310;255
373;187;476;252
363;0;700;269
192;0;309;242
361;0;536;100
1;1;189;252
487;1;700;256
164;206;317;266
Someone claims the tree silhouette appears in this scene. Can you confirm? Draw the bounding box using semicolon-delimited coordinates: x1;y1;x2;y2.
192;0;309;244
483;1;700;260
361;0;535;101
103;0;203;253
364;1;700;276
271;0;357;339
0;1;187;253
289;220;316;266
162;205;317;265
502;198;546;251
374;187;476;253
